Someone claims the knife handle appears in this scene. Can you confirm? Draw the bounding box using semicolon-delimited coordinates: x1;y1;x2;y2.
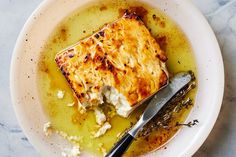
106;133;134;157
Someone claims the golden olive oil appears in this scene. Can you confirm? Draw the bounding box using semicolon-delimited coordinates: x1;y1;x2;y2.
37;0;197;156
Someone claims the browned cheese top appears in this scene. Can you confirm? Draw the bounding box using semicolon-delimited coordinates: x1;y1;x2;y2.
55;13;168;107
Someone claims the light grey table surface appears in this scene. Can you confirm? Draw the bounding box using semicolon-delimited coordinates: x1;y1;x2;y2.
0;0;236;157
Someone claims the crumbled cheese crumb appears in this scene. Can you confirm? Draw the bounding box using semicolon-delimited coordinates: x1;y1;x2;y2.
94;122;111;138
94;108;106;125
57;90;65;99
67;102;75;107
98;143;107;156
61;146;80;157
56;130;82;143
77;101;86;114
43;122;52;136
103;86;132;117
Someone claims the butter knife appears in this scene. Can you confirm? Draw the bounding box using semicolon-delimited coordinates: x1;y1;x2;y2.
106;72;192;157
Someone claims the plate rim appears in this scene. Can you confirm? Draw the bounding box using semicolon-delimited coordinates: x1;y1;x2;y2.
10;0;225;157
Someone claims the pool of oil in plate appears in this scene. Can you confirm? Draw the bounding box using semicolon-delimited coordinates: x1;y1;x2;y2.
37;0;197;156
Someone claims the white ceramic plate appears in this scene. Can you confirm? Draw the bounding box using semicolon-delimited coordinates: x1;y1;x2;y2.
10;0;224;157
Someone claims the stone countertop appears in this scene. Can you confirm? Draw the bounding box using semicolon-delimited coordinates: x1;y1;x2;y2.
0;0;235;156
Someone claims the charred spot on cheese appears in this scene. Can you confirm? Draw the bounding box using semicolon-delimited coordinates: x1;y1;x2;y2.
98;31;105;37
55;13;168;117
68;53;74;58
84;54;91;63
100;5;108;11
155;53;168;62
95;34;100;39
60;66;68;76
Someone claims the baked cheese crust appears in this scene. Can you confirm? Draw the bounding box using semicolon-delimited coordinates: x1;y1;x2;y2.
55;13;168;116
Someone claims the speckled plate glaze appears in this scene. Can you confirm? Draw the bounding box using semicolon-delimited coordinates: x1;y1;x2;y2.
10;0;224;157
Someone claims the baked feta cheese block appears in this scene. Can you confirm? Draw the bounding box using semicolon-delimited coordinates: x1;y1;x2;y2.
55;13;168;117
